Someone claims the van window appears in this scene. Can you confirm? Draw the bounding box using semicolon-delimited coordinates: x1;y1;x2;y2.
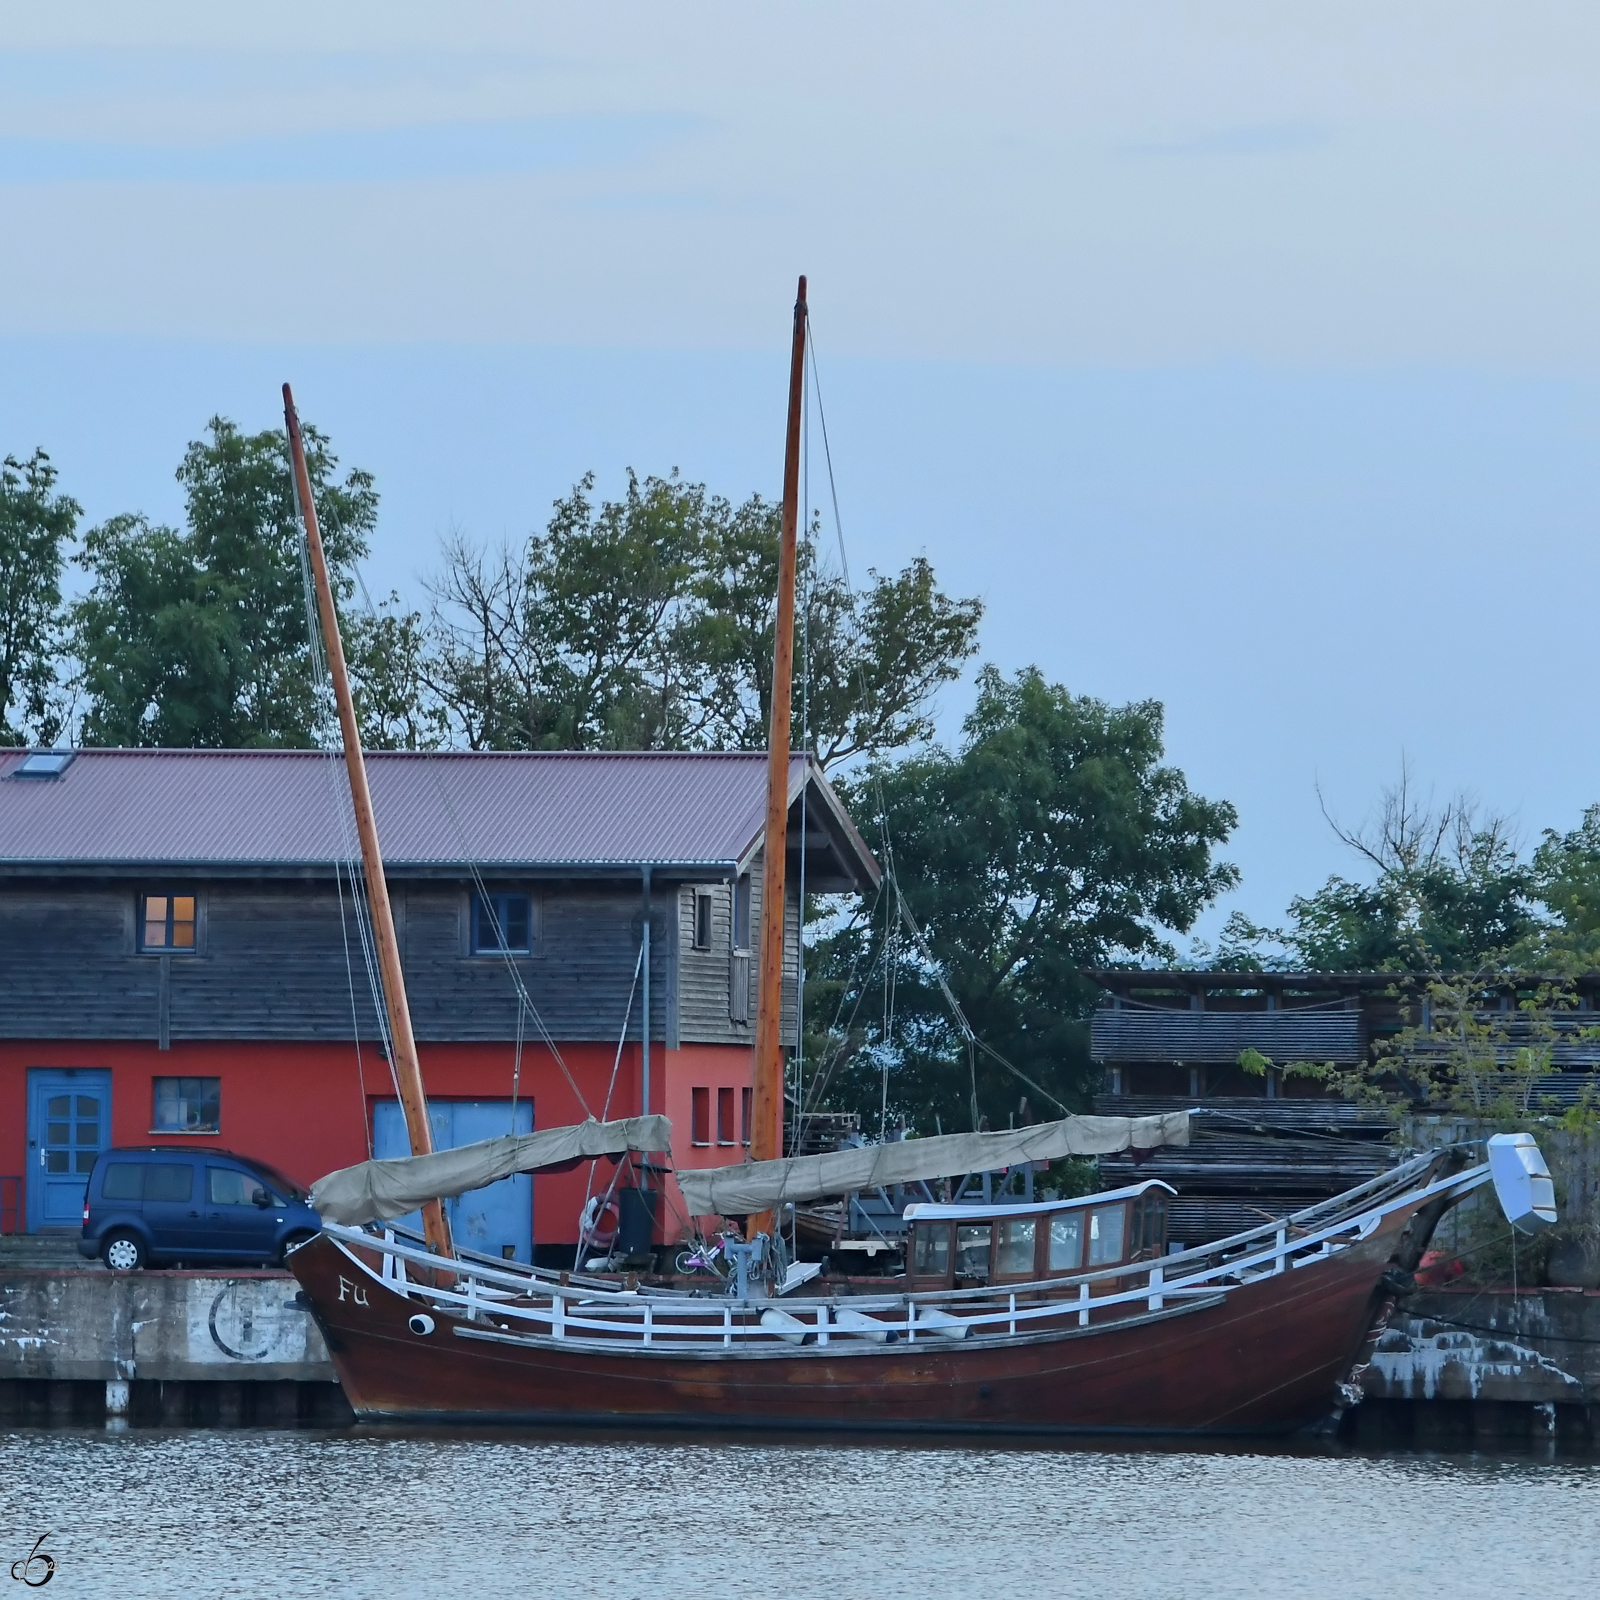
208;1168;263;1206
955;1224;992;1281
997;1217;1037;1276
1087;1205;1126;1266
912;1223;951;1277
1048;1213;1083;1272
101;1164;143;1201
144;1163;194;1202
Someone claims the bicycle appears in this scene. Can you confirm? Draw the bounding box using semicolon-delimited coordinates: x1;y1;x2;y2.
674;1232;737;1279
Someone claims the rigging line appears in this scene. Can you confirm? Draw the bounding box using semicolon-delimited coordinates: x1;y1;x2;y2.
341;549;594;1120
508;995;525;1135
792;353;811;1140
292;454;401;1108
576;943;645;1262
815;317;1035;1127
795;880;888;1120
332;854;374;1157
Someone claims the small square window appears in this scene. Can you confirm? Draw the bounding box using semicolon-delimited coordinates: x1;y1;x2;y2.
690;1087;710;1146
152;1076;220;1133
693;890;713;951
473;892;533;955
140;893;196;952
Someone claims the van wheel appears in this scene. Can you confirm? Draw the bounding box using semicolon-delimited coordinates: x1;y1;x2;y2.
279;1232;316;1265
103;1232;146;1272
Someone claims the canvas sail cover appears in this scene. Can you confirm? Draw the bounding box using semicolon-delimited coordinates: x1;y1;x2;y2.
310;1115;673;1226
675;1112;1190;1217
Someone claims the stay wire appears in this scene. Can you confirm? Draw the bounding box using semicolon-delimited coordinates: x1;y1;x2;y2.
576;943;644;1264
807;318;1019;1130
341;557;595;1122
292;453;401;1129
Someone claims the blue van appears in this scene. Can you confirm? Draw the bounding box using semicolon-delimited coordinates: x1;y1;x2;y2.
79;1147;321;1271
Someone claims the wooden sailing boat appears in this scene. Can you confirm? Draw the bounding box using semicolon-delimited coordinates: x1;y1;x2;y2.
282;295;1558;1436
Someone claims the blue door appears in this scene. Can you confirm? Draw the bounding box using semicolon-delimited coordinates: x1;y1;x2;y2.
372;1100;534;1264
26;1068;111;1232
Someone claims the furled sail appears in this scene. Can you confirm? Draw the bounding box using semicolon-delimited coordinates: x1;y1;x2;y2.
676;1111;1189;1216
311;1115;673;1226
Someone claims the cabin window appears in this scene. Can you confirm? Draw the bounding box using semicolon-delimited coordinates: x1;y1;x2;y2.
693;890;714;950
913;1223;951;1278
741;1086;752;1145
732;874;752;950
955;1224;992;1282
1087;1205;1126;1267
717;1086;736;1144
1049;1213;1084;1272
140;893;196;952
473;892;532;955
996;1216;1037;1276
691;1088;711;1145
152;1076;220;1134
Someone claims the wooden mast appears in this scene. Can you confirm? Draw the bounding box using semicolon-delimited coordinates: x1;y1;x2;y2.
283;384;453;1262
749;276;807;1228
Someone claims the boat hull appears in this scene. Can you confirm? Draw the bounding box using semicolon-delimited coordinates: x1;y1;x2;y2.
289;1204;1418;1437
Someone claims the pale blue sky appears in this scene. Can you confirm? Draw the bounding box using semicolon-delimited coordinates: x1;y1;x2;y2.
3;4;1599;945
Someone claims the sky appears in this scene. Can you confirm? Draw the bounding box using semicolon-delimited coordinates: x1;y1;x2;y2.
2;3;1599;948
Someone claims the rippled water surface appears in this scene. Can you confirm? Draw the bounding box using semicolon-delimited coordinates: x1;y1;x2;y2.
2;1429;1596;1599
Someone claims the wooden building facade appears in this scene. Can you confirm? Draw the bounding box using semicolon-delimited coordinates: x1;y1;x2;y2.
0;749;878;1260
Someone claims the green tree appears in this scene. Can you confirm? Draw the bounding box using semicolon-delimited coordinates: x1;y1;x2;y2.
73;418;375;747
1209;774;1541;973
803;665;1239;1131
0;449;79;744
425;472;983;765
1527;804;1600;972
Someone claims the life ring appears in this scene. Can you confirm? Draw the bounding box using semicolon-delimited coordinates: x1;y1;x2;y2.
579;1195;620;1251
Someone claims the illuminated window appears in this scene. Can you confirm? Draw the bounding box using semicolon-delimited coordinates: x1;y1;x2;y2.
140;894;196;952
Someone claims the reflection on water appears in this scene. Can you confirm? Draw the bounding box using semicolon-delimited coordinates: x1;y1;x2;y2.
2;1429;1596;1600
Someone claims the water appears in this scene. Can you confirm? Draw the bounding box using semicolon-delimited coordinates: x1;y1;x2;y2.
2;1429;1596;1599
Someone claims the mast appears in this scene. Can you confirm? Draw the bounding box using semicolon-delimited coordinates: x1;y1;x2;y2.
284;384;453;1262
749;276;807;1221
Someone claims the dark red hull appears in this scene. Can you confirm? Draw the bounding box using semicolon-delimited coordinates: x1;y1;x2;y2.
290;1202;1419;1437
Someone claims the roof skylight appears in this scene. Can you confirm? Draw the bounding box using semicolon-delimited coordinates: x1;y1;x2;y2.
13;751;75;778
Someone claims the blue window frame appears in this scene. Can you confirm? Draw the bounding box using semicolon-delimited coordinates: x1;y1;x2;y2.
153;1076;221;1133
473;892;532;955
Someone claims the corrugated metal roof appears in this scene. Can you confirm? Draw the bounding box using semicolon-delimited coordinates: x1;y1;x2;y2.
0;749;879;889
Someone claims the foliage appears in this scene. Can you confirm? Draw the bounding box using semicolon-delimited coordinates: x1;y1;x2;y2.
801;666;1239;1132
1525;805;1600;973
0;450;79;745
72;418;375;748
423;472;982;765
1204;771;1541;973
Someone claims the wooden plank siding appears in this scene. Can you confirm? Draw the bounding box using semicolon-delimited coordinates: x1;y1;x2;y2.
0;868;801;1048
673;852;800;1048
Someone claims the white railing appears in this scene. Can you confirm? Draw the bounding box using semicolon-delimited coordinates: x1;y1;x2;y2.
317;1154;1490;1355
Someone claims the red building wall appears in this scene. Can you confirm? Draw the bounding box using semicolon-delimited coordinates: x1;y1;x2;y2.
2;1036;756;1246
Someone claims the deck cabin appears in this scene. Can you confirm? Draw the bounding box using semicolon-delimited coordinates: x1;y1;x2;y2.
903;1179;1174;1292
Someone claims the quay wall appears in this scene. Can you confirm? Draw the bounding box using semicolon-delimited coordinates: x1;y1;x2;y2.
0;1268;332;1383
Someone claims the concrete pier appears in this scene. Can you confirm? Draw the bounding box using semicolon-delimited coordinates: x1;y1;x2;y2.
0;1261;349;1427
1351;1287;1600;1449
